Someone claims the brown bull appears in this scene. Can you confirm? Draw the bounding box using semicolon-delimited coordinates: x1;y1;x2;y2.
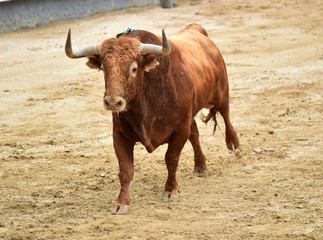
65;24;239;215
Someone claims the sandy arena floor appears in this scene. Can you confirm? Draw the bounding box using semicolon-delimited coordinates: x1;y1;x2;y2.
0;0;322;239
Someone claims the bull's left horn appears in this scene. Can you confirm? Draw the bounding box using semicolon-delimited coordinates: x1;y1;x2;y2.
139;29;171;55
65;28;101;58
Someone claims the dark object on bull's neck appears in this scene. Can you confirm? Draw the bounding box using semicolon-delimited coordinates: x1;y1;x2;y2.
116;28;134;38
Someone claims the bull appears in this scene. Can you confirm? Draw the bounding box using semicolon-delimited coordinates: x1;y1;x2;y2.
65;24;239;215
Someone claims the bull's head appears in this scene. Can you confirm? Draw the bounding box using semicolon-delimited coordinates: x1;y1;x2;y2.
65;29;171;112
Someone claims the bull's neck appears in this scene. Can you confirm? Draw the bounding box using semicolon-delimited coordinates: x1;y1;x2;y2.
141;58;177;115
128;57;177;118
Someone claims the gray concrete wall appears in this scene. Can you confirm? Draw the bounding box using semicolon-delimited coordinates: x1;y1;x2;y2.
0;0;171;33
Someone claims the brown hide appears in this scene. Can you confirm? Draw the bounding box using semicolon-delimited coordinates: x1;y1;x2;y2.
113;24;229;151
83;24;239;214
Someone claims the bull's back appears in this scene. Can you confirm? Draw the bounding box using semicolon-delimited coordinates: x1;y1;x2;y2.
181;23;208;37
169;25;228;113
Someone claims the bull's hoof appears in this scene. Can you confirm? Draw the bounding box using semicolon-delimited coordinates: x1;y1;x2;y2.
193;168;208;176
226;134;240;150
162;191;179;201
111;203;130;215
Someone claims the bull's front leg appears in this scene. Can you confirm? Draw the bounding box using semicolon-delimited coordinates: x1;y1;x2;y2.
163;131;189;200
111;131;135;215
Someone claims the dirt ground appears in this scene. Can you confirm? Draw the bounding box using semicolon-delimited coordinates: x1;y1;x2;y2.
0;0;322;239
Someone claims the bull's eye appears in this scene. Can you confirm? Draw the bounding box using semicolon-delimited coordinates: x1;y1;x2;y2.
129;61;138;78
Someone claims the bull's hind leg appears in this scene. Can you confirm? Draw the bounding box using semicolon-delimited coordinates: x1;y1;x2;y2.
189;119;208;175
218;103;240;150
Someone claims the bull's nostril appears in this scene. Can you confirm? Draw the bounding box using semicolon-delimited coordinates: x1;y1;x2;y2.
116;101;123;109
104;97;125;111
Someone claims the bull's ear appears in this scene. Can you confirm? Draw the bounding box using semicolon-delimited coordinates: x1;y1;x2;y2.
86;55;101;69
143;55;159;72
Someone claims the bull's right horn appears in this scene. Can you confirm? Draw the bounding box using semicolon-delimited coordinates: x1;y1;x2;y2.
139;29;171;56
65;28;101;58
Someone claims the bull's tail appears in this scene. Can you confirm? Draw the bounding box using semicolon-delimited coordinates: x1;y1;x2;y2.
202;107;218;133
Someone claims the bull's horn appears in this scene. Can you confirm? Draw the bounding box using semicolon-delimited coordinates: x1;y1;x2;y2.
139;29;171;55
65;28;101;58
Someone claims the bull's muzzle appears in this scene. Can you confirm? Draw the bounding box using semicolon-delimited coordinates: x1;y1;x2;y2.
103;96;126;112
